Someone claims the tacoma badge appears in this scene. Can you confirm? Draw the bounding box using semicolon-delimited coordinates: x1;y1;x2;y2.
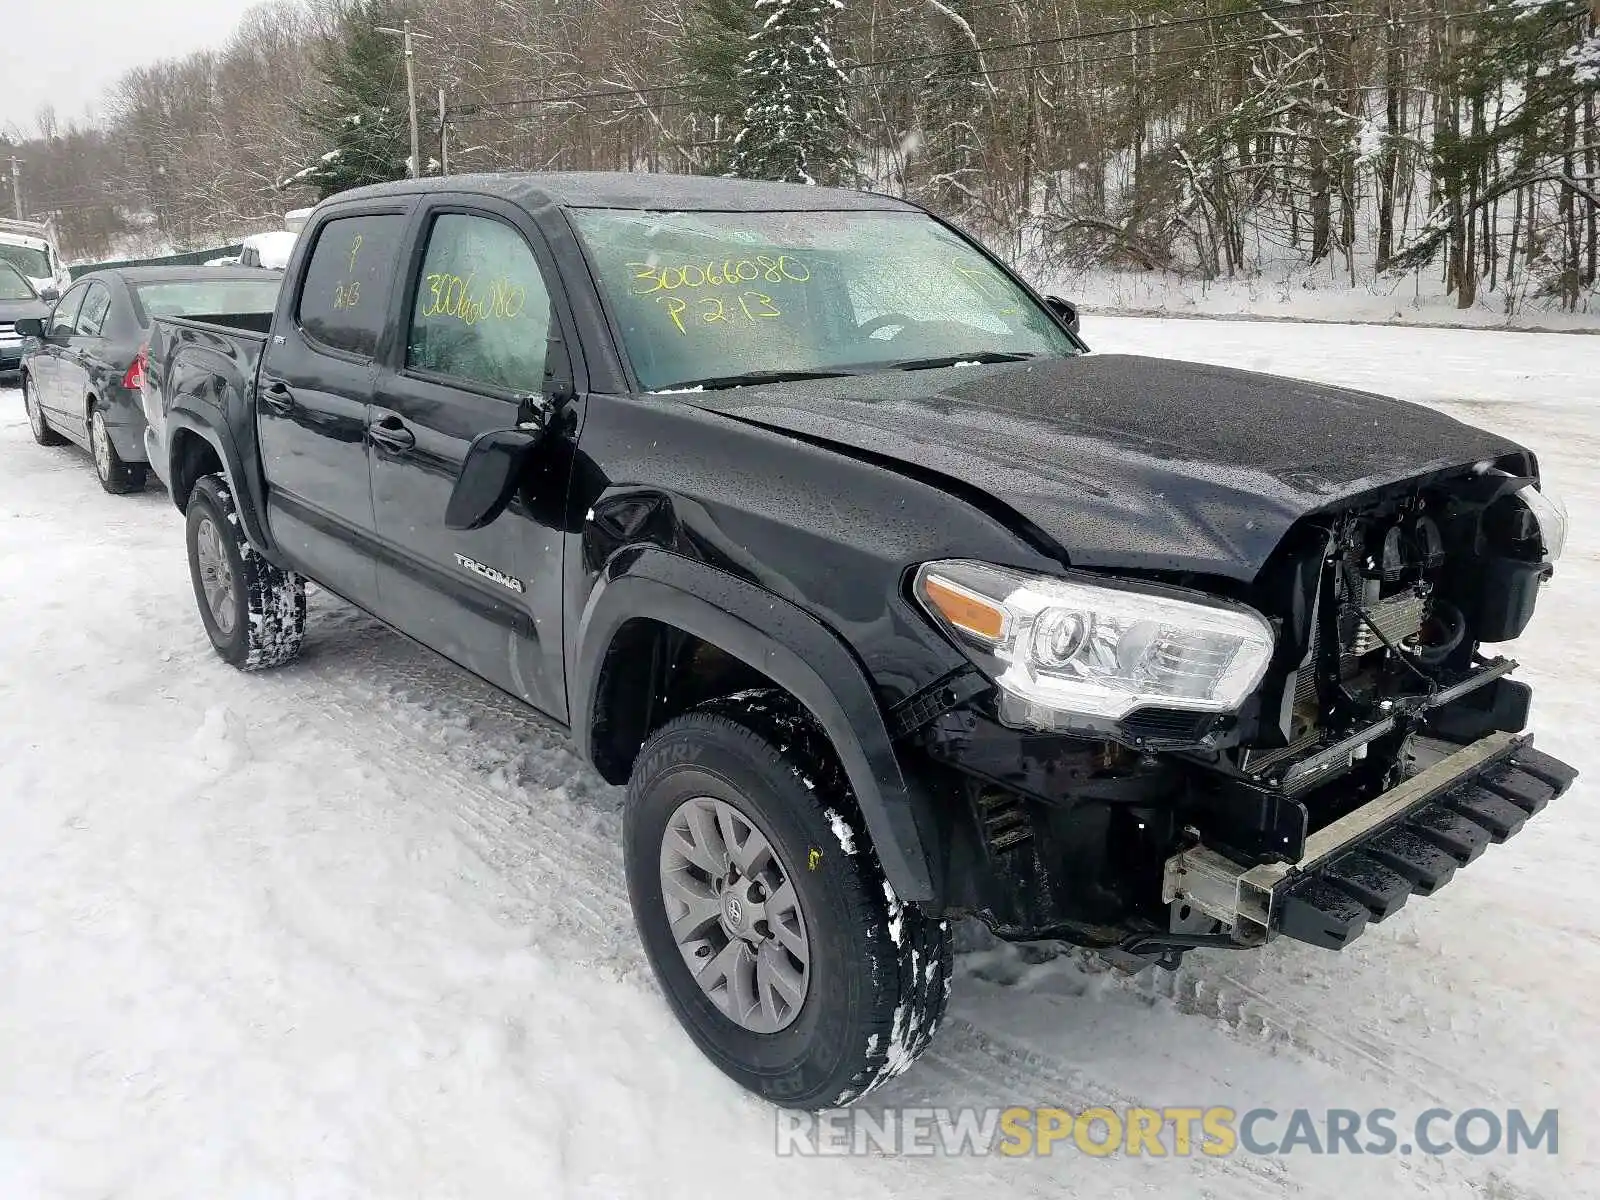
454;553;525;594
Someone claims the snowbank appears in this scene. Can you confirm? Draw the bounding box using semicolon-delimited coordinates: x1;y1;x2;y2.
1035;261;1600;333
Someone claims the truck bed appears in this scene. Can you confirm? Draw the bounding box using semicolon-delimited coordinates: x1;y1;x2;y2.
142;313;270;487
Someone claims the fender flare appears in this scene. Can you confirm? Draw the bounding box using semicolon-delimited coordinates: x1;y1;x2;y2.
165;402;278;558
572;547;936;903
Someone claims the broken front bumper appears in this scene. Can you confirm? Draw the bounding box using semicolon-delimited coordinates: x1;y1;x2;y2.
1163;731;1578;950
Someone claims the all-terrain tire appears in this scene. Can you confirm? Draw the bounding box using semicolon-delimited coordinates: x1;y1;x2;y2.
185;473;306;670
90;404;147;494
624;688;951;1109
22;374;66;447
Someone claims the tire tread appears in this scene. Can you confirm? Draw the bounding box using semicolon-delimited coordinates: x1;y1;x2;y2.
655;689;952;1107
188;473;307;671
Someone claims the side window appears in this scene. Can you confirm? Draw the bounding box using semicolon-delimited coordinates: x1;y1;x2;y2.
48;285;86;336
77;284;112;337
296;212;407;357
405;213;554;394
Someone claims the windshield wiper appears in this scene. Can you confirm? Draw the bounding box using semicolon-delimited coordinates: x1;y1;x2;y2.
656;368;861;392
884;351;1042;372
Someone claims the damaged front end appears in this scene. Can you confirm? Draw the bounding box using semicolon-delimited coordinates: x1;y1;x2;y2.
907;459;1578;967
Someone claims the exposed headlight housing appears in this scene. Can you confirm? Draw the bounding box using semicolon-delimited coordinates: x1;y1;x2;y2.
914;561;1276;732
1517;482;1566;564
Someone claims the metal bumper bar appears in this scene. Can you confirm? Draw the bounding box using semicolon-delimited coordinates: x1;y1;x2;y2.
1163;731;1578;950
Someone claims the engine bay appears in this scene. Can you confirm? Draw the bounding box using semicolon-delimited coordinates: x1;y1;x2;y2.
1224;464;1560;792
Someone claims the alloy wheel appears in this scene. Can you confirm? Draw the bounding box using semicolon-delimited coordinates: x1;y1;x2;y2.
194;516;238;636
659;795;812;1033
91;410;112;481
24;380;45;440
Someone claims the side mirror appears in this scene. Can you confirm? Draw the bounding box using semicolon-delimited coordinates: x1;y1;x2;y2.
1044;295;1081;337
38;285;59;303
13;316;44;338
444;394;560;531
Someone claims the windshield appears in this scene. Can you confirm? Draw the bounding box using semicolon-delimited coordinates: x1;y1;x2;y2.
569;208;1078;391
0;262;36;301
0;241;51;279
130;278;282;324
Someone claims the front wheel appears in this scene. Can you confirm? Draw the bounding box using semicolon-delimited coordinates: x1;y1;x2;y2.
23;375;66;447
185;473;306;670
625;691;951;1108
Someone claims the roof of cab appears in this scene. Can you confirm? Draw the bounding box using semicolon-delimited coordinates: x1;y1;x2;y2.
323;171;919;214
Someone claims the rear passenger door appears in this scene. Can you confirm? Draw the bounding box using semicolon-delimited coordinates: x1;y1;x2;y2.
369;203;574;719
257;208;408;609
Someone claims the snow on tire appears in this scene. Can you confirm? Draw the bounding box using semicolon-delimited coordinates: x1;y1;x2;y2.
624;687;951;1109
185;473;307;671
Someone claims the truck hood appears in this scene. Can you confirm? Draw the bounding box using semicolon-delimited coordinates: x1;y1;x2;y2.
684;354;1524;581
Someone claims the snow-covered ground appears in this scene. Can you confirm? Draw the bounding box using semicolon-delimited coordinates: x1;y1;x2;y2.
1;318;1596;1199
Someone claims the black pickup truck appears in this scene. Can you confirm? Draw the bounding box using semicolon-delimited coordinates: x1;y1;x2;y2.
142;172;1575;1109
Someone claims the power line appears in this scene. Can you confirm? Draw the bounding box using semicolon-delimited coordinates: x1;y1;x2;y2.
450;0;1379;120
913;7;1496;88
445;5;1489;128
849;0;1352;72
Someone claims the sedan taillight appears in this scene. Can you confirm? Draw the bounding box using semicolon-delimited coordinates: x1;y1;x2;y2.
123;346;148;391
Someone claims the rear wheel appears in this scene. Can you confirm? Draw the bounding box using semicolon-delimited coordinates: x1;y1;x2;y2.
185;473;306;670
90;406;146;494
23;375;65;447
625;690;951;1108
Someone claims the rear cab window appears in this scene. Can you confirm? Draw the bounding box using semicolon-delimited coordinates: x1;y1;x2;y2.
296;213;408;357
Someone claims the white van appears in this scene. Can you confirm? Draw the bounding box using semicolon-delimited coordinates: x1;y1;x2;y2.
0;218;69;298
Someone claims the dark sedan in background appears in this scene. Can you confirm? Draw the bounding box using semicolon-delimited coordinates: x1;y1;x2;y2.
17;267;281;493
0;262;50;380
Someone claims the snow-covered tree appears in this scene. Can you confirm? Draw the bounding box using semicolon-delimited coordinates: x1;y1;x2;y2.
286;0;412;200
727;0;852;186
683;0;758;175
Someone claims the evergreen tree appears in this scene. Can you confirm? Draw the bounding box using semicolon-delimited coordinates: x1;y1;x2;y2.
728;0;852;185
286;0;412;200
684;0;757;175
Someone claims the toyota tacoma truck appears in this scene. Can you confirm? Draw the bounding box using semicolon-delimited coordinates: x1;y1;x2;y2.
141;172;1576;1110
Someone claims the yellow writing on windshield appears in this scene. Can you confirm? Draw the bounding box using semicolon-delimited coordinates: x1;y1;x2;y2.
421;273;529;326
657;291;782;334
628;254;810;296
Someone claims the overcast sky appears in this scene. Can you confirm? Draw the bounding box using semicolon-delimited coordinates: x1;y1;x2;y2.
1;0;263;134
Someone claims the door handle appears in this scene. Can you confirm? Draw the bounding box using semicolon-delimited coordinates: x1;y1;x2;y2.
259;380;295;415
368;415;416;452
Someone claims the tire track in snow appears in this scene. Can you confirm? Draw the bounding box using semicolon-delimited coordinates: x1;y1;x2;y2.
1124;954;1504;1109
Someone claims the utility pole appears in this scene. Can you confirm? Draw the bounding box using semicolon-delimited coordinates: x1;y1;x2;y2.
437;87;449;176
7;157;22;220
402;20;420;179
377;21;428;178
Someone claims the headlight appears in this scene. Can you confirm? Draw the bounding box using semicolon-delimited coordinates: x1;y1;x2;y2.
1517;482;1566;563
913;560;1275;731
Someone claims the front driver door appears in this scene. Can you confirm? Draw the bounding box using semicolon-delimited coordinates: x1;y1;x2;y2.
257;208;409;610
369;203;575;719
33;282;86;420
